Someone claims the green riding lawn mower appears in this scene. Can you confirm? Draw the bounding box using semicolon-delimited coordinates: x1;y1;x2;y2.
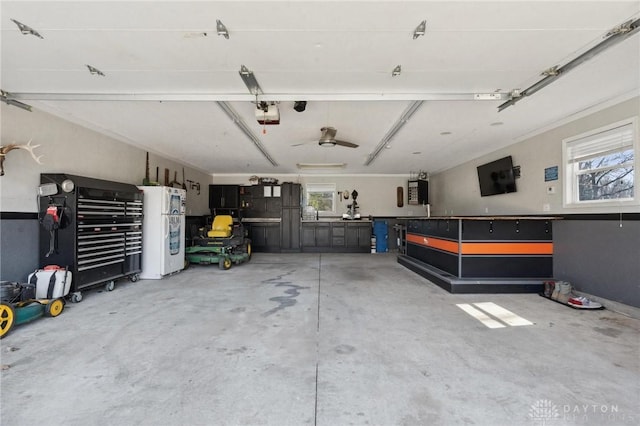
185;215;252;270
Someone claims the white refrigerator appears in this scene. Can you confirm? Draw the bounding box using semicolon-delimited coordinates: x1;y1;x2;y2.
138;186;186;279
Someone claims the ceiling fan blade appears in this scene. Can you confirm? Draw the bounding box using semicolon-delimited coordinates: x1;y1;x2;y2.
291;140;316;147
334;140;359;148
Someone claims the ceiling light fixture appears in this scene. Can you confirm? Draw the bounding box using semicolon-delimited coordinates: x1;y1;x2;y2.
0;90;32;112
364;100;424;166
239;65;263;95
10;18;43;39
217;101;277;166
297;163;346;169
86;65;105;76
392;65;402;77
498;16;640;112
216;19;229;39
413;20;426;39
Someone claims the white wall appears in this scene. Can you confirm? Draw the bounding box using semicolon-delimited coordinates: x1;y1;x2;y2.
211;174;428;217
0;104;211;215
429;96;640;216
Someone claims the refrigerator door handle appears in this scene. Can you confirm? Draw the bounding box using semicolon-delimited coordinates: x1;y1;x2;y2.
163;215;170;239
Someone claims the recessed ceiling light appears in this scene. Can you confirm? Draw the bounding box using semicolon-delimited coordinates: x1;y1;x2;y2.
412;151;421;155
392;65;402;77
440;131;452;136
490;121;504;126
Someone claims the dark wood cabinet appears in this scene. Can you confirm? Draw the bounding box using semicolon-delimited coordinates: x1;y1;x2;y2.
281;183;301;207
346;223;372;249
248;222;281;252
302;222;331;250
209;185;239;209
302;221;371;252
280;183;302;252
240;184;283;218
281;207;301;252
331;223;345;248
316;224;331;247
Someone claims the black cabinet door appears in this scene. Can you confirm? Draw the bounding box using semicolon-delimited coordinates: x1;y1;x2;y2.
249;223;281;252
345;223;372;250
222;186;239;208
281;208;301;251
266;197;282;215
301;224;316;247
346;225;359;247
357;224;372;248
316;224;331;247
249;224;267;248
209;185;239;209
282;183;301;207
265;225;281;251
209;185;223;208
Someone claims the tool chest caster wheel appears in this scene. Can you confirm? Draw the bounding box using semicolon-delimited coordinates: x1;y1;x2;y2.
129;274;140;282
70;292;83;303
105;281;115;292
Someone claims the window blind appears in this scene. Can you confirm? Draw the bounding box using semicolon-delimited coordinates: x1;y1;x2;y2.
566;123;633;163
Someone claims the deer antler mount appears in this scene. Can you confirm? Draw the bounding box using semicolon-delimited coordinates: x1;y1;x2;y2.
0;140;43;176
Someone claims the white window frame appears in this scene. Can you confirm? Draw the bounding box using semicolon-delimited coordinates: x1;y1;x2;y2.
305;183;337;214
562;117;638;208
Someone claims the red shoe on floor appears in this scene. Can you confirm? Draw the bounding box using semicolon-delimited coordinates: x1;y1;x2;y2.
567;296;603;309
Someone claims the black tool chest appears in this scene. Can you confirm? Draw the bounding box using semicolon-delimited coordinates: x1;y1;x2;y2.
38;174;143;299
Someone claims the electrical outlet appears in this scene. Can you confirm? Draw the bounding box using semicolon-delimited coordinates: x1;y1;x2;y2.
543;203;551;212
484;207;489;213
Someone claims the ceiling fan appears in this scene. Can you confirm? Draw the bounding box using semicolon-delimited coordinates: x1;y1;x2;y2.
318;126;359;148
291;126;359;148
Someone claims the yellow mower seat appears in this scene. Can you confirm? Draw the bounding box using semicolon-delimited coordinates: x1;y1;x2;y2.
208;215;234;238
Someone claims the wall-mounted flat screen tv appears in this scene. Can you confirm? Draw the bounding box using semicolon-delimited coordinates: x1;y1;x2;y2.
477;156;517;197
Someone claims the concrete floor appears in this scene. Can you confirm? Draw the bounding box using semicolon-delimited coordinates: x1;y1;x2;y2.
1;253;638;426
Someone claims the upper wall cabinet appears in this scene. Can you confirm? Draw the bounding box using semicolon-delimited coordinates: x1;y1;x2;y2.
209;185;239;209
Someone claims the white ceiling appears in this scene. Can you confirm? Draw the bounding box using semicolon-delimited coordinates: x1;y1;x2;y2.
2;1;639;175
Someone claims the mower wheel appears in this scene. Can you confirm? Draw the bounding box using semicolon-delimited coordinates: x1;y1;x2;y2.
71;292;83;303
45;298;65;317
246;241;252;259
105;281;115;292
219;257;232;270
0;303;15;339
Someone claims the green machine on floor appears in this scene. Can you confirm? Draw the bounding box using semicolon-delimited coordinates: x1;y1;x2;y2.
0;267;71;339
185;215;252;270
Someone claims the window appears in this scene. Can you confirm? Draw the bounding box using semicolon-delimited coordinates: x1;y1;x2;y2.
305;183;336;213
563;118;637;207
